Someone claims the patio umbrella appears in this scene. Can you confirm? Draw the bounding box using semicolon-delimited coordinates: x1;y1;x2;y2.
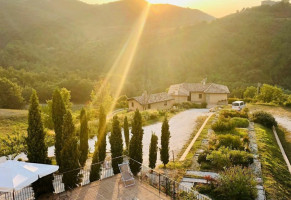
0;160;59;193
0;160;38;192
16;161;59;178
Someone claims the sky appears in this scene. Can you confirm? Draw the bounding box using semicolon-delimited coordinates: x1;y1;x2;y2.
80;0;263;17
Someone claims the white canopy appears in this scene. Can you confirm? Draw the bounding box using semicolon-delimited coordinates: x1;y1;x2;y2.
0;161;38;192
0;160;59;193
16;161;59;178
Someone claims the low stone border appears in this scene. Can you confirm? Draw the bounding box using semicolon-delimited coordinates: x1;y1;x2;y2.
248;122;266;200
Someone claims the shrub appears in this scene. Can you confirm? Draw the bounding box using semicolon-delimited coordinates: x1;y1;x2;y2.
284;96;291;107
217;134;242;150
215;166;257;200
212;119;235;132
176;102;207;109
243;98;254;103
252;111;277;128
206;147;231;170
220;110;248;118
285;102;291;107
158;110;167;116
205;147;253;170
198;151;208;163
230;117;249;128
201;102;208;108
229;150;253;166
197;184;214;195
149;111;159;120
228;98;240;104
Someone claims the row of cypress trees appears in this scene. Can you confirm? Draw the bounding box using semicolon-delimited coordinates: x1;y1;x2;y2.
89;109;171;180
27;88;170;194
51;89;93;188
28;89;89;190
90;109;128;181
148;117;171;169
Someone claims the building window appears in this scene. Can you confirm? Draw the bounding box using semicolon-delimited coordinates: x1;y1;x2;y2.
132;102;134;107
199;94;202;99
164;101;167;106
148;104;151;109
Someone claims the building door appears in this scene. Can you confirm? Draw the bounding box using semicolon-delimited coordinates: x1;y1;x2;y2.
187;92;191;101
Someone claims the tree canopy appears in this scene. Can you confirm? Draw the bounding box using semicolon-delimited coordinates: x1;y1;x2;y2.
0;77;24;109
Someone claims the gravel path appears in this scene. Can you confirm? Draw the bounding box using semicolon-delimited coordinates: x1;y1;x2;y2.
275;116;291;131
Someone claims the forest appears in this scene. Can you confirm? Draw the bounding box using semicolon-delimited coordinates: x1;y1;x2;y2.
1;0;291;105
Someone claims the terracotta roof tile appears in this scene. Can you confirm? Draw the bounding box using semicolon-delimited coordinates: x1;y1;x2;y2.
129;92;174;105
168;83;230;96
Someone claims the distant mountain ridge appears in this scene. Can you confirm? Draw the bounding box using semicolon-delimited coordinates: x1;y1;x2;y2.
0;0;214;45
1;0;291;101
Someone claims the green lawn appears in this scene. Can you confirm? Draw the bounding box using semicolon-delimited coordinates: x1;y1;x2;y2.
248;103;291;171
276;126;291;163
0;109;28;138
255;124;291;199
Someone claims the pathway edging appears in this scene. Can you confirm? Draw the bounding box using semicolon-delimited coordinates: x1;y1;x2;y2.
272;127;291;174
179;113;214;161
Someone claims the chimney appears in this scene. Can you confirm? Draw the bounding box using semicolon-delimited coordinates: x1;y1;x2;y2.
142;90;148;104
201;78;207;85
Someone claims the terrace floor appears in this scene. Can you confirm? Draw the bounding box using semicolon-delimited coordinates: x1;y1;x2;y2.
40;175;171;200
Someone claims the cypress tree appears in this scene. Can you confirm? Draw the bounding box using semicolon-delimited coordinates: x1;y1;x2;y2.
27;90;53;197
129;109;144;175
90;144;101;182
110;116;123;174
123;116;130;150
61;137;81;189
149;133;158;169
60;111;81;189
98;106;107;162
160;116;170;167
79;108;89;166
61;110;74;143
27;90;48;163
52;89;66;166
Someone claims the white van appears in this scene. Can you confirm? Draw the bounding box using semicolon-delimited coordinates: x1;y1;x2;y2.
232;101;245;111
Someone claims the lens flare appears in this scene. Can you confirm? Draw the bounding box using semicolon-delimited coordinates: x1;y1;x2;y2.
94;3;151;115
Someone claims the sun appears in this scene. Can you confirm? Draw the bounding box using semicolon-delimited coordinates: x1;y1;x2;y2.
146;0;164;3
146;0;192;7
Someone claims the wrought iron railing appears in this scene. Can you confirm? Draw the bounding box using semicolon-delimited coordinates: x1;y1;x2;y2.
129;157;211;200
0;156;211;200
0;187;34;200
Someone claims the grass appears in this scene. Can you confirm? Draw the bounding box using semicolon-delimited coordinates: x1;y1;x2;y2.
0;109;28;138
180;115;214;169
248;103;291;118
276;125;291;162
255;124;291;199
